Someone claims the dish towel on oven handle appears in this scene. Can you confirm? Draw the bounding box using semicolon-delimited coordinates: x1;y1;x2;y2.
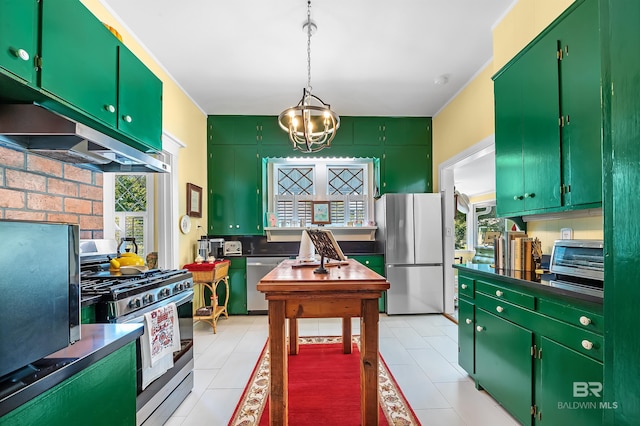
141;302;181;389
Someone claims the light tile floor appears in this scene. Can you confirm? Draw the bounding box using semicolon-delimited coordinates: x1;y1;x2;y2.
165;314;520;426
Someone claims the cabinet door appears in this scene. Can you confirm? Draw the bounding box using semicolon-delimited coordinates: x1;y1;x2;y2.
208;116;259;145
558;0;602;207
41;0;118;126
383;146;431;193
0;0;38;85
384;117;431;145
537;336;603;425
458;298;475;375
520;32;562;212
476;308;533;425
494;58;525;216
209;145;236;234
353;117;384;145
117;45;163;151
227;259;247;315
257;116;285;145
234;146;261;235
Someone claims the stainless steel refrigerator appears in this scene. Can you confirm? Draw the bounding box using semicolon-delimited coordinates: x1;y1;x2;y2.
375;193;444;314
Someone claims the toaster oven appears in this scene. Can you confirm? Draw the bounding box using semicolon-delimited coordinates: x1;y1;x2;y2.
549;239;604;297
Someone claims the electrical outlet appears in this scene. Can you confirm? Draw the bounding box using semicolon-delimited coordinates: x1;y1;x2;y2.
560;227;573;239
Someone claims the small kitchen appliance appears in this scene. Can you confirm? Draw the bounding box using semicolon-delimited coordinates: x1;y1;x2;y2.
223;240;242;256
549;239;604;298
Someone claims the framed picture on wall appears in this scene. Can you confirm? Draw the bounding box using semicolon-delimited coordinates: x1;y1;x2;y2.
311;201;331;225
186;183;202;218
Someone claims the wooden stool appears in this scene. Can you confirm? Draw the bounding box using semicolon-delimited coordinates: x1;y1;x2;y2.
192;261;230;333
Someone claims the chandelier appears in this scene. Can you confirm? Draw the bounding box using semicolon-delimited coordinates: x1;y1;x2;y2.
278;0;340;153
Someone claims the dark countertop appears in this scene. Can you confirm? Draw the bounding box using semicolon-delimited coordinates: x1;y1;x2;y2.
453;263;603;306
0;323;143;417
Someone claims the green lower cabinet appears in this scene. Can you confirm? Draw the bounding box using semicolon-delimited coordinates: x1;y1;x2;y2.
227;258;247;315
80;304;96;324
458;298;475;375
0;342;136;425
536;336;603;425
475;308;534;425
350;255;386;312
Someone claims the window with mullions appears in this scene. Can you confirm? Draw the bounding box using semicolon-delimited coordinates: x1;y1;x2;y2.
114;174;149;257
270;159;373;226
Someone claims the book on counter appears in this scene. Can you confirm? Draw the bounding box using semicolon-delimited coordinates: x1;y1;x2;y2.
494;232;534;272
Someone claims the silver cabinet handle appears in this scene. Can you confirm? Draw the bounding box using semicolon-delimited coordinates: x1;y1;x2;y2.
579;316;591;326
581;340;594;350
476;326;484;332
495;290;503;297
496;306;504;313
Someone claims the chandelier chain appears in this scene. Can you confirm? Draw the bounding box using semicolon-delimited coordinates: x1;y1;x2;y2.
306;0;312;94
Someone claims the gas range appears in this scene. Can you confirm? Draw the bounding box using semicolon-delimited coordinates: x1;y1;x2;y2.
81;269;193;320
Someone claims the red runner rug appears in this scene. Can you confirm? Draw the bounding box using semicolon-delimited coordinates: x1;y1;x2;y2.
229;336;421;425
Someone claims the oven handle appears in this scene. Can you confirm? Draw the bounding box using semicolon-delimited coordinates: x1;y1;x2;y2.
117;290;194;324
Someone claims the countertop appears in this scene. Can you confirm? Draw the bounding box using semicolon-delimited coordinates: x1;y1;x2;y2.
0;323;143;417
453;263;603;305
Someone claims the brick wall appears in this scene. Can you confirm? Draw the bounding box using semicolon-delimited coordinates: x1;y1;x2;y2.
0;144;104;239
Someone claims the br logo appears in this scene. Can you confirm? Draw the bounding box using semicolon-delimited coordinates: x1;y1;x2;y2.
573;382;602;398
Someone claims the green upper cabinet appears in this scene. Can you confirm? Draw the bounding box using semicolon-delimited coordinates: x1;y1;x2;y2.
384;117;431;145
208;145;261;236
382;145;432;193
494;0;601;218
557;0;602;207
0;0;39;86
353;117;385;145
257;115;287;145
41;0;119;127
208;115;260;145
117;46;163;151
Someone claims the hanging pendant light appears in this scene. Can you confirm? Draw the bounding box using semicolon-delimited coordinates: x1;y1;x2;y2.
278;0;340;153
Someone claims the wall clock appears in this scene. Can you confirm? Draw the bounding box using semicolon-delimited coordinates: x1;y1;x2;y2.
179;215;192;234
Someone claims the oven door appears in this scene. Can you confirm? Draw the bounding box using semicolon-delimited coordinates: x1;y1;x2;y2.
119;290;194;425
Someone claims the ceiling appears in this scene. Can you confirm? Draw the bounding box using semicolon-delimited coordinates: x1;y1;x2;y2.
100;0;512;195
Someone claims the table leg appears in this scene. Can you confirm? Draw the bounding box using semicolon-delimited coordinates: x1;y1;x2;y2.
288;318;299;355
342;317;352;354
360;298;379;425
269;300;288;425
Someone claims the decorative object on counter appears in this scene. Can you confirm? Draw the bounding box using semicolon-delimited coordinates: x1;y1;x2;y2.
277;0;340;153
305;228;346;274
146;252;158;269
194;255;204;264
266;211;278;227
297;229;316;261
186;183;202;217
179;214;191;234
109;238;145;271
311;200;331;224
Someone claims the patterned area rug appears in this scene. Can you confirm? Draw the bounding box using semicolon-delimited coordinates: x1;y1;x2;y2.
229;336;421;425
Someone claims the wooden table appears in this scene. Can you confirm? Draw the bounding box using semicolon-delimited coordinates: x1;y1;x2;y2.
257;259;390;426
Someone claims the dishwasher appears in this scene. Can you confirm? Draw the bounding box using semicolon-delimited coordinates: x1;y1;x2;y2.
246;257;289;313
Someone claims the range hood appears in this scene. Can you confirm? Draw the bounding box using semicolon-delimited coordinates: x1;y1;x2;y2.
0;104;170;173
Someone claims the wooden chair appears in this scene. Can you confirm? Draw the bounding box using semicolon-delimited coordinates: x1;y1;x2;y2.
192;261;230;333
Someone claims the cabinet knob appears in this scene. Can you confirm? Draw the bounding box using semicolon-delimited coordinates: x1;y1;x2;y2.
11;48;30;61
461;283;468;289
524;192;536;198
122;115;133;123
236;225;240;228
465;318;472;324
579;316;592;326
496;306;504;313
104;104;116;113
495;290;504;297
513;195;524;200
229;225;233;228
365;260;370;264
581;340;594;350
476;326;484;332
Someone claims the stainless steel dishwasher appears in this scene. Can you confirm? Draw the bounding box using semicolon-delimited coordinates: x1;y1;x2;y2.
246;257;289;313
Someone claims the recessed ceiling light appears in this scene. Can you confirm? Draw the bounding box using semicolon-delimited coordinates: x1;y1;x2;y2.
434;74;450;85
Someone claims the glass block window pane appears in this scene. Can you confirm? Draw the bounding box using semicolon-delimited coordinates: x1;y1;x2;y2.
277;167;314;195
328;168;364;195
115;175;147;212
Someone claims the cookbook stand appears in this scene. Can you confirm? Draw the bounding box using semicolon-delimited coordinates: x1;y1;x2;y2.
305;229;346;274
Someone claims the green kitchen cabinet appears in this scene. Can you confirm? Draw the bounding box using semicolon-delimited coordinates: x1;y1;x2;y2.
384;117;431;146
208;115;261;145
208;145;261;235
0;342;136;426
0;0;39;86
475;307;534;425
536;336;603;425
382;145;432;193
493;0;602;217
350;254;386;312
40;0;119;128
117;45;163;151
353;117;385;145
227;257;247;315
458;298;475;375
81;304;96;324
257;115;287;145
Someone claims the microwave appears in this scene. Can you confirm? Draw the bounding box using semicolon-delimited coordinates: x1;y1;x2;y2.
0;220;80;379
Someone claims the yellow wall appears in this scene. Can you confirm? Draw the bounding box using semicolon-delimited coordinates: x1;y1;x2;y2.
526;216;603;254
82;1;207;266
